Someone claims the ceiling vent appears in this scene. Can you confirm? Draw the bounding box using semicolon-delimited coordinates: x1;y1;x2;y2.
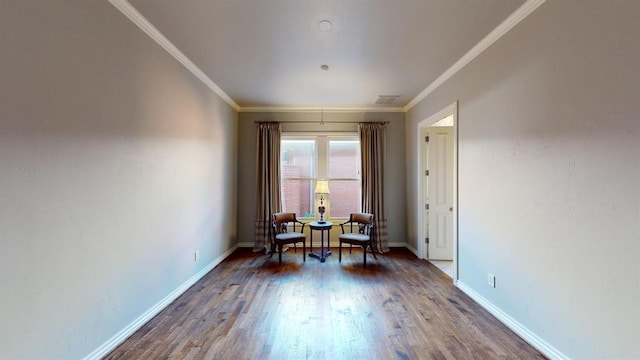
374;95;401;105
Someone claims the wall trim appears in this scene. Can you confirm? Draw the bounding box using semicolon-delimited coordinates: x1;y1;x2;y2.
108;0;240;111
82;245;239;360
404;0;546;111
456;281;569;360
109;0;545;114
387;241;408;248
240;106;405;113
405;243;419;257
82;244;570;359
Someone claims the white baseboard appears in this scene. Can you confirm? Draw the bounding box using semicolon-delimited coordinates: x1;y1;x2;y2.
405;243;419;257
456;281;569;360
83;243;568;360
82;245;239;360
388;241;408;248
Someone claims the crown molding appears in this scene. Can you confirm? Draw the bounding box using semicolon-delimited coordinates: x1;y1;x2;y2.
109;0;240;111
240;106;405;113
110;0;544;115
404;0;546;112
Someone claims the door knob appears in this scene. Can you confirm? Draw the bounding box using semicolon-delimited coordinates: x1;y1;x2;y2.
449;207;453;212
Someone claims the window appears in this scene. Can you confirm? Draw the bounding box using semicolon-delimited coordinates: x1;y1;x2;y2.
327;139;360;217
281;135;360;220
280;139;315;218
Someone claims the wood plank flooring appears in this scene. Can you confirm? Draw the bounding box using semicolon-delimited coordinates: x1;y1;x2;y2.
105;248;546;360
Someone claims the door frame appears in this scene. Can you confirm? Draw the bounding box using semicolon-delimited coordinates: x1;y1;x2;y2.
417;101;458;282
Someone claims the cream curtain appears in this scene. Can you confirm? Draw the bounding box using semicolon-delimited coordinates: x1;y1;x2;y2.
359;122;389;253
254;122;282;252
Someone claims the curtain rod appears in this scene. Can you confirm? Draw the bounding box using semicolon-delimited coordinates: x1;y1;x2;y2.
254;121;389;124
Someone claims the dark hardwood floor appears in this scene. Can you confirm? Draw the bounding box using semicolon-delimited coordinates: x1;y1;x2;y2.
105;247;546;360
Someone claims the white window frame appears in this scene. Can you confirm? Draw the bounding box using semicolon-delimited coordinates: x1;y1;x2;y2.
281;132;361;222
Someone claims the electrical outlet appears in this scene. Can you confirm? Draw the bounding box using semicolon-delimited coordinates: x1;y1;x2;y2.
194;250;199;262
488;274;496;288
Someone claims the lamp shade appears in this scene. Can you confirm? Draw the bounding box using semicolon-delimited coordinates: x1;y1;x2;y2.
314;180;330;194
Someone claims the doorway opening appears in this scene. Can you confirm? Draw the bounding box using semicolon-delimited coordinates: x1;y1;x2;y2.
417;101;458;281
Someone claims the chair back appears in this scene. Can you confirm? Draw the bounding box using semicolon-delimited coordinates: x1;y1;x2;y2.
346;212;374;235
273;212;302;233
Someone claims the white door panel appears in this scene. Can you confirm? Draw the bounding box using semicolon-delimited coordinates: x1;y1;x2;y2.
428;127;453;260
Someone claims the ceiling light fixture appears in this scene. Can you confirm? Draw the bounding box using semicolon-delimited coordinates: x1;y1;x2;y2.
318;20;332;32
320;64;329;71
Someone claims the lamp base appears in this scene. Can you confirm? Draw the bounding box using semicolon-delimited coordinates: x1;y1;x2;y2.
318;205;326;224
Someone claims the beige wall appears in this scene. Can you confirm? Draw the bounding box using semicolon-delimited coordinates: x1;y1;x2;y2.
406;1;639;358
0;1;237;359
237;111;406;247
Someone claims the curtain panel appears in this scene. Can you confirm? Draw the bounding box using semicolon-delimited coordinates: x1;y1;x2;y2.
254;122;282;252
358;122;389;253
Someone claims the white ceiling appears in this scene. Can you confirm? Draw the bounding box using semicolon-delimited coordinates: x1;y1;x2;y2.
124;0;526;110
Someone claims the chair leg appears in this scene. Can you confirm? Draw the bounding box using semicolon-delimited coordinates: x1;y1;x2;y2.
302;241;306;262
363;245;367;267
349;244;353;253
370;242;378;259
279;245;283;265
339;241;342;262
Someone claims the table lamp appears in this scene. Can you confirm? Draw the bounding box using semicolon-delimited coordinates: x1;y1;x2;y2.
315;180;330;223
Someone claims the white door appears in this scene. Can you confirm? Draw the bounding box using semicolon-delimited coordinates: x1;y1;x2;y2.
427;126;453;260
